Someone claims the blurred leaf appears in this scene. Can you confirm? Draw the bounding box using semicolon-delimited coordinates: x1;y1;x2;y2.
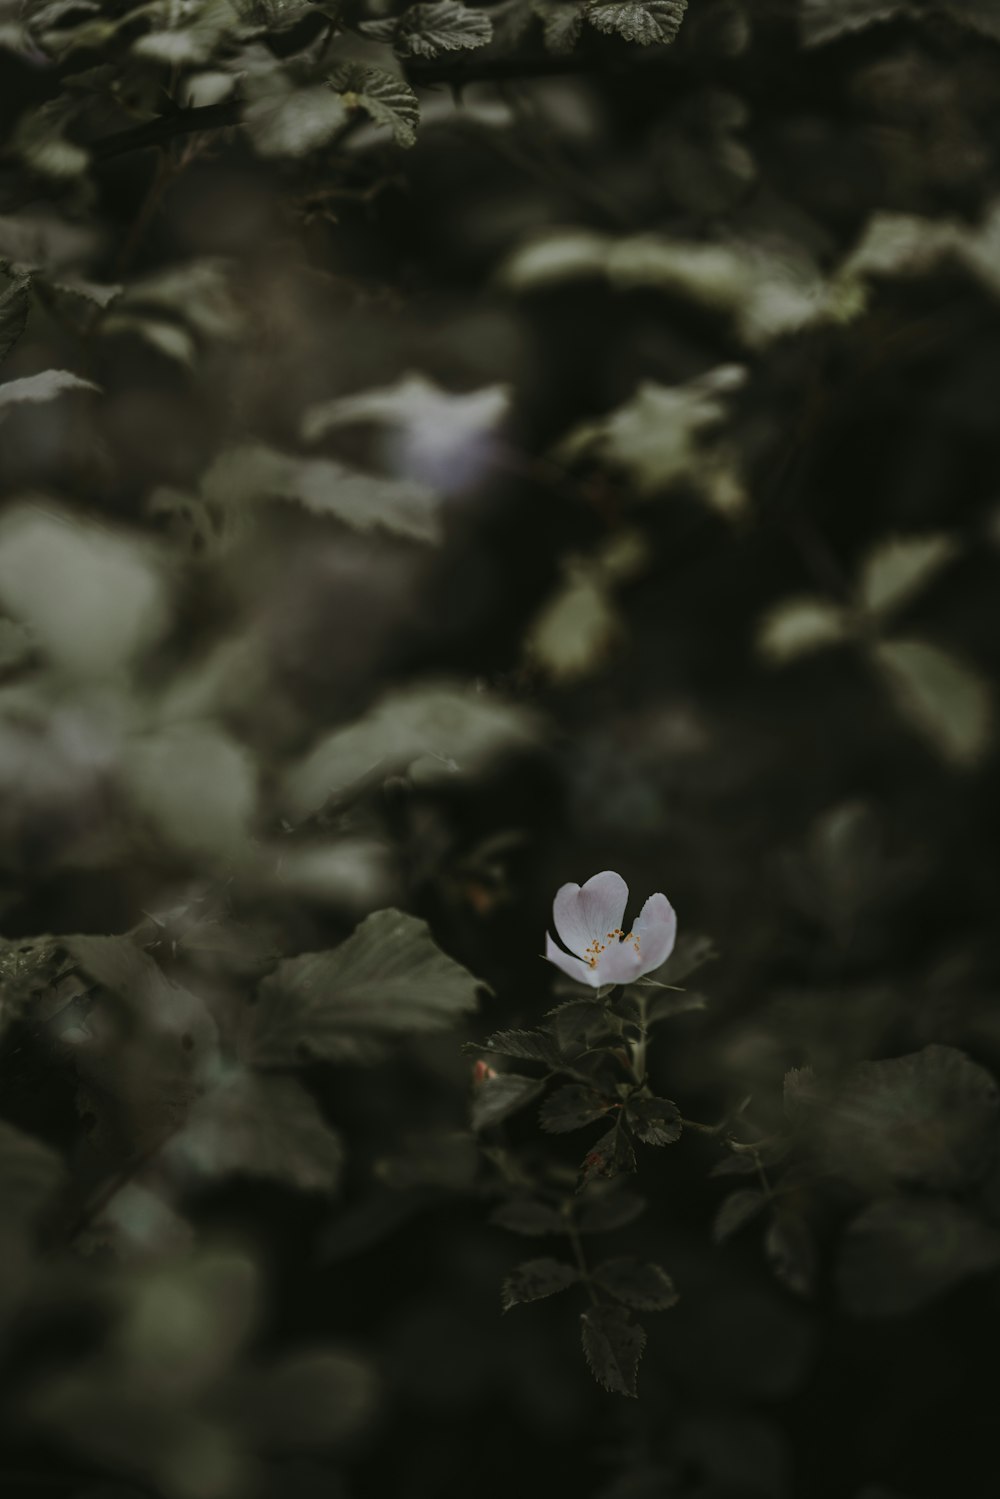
713;1188;768;1244
584;0;687;43
577;1182;646;1233
838;1197;1000;1316
592;1257;678;1310
330;65;420;148
501;1257;580;1309
873;638;992;766
490;1196;566;1235
247;908;482;1064
237;1348;376;1448
124;724;256;861
166;1069;344;1192
535;0;586;50
360;1;493;56
471;1071;545;1130
0;1118;65;1229
132;0;237;64
765;1211;816;1297
757;596;849;664
244;77;348;159
857;533;958;620
626;1095;681;1145
0;368;99;415
540;1083;614;1132
801;0;1000;46
815;1045;999;1193
580;1304;645;1396
0;505;165;677
0;273;30;365
526;562;621;681
282;682;538;821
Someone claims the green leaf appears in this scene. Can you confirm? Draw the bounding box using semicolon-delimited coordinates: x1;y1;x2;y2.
0;1119;65;1230
501;1257;580;1309
132;0;237;64
0;368;99;417
857;533;958;620
540;1083;614;1133
547;998;612;1049
471;1072;545;1130
490;1196;566;1235
361;1;493;56
712;1188;768;1244
165;1069;344;1193
577;1182;646;1233
282;682;538;821
239;1347;376;1447
582;1125;636;1182
580;1304;646;1396
0;274;30;366
534;0;586;51
627;1095;682;1146
525;562;622;682
593;1257;678;1311
330;65;420;148
757;596;850;664
244;80;348;159
873;637;992;767
765;1212;816;1297
838;1197;1000;1317
480;1028;563;1066
584;0;687;43
246;909;483;1064
123;724;256;860
201;443;443;545
817;1044;1000;1194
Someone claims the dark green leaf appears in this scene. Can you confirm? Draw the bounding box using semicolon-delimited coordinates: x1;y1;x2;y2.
593;1257;678;1311
539;1083;613;1133
580;1304;646;1396
765;1212;816;1297
246;909;483;1064
361;1;493;56
471;1072;545;1131
584;0;687;45
627;1095;682;1146
838;1197;1000;1317
547;998;612;1049
0;368;99;417
0;274;30;366
501;1257;580;1309
330;65;420;148
582;1125;636;1182
713;1188;768;1244
490;1196;566;1235
0;1119;65;1229
577;1183;646;1234
783;1066;816;1122
481;1028;563;1067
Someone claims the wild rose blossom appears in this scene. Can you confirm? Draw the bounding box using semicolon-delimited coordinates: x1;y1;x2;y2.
544;870;677;989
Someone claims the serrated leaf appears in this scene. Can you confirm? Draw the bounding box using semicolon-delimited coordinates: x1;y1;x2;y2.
491;1196;566;1235
540;1083;614;1133
576;1182;646;1234
837;1197;1000;1317
472;1072;545;1130
246;909;482;1064
282;682;537;821
501;1257;580;1309
481;1028;563;1066
627;1095;682;1145
873;637;992;766
535;0;585;51
584;0;687;44
757;596;849;664
0;274;30;365
361;0;493;56
244;81;348;159
580;1304;645;1396
712;1188;768;1244
0;368;99;416
165;1069;343;1193
815;1044;1000;1193
547;998;612;1049
858;533;958;620
582;1125;636;1182
331;65;420;147
593;1257;678;1311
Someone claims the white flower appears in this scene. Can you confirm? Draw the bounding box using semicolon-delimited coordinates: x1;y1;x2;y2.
544;870;677;989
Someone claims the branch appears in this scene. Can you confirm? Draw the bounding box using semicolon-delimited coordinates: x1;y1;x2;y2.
92;100;242;161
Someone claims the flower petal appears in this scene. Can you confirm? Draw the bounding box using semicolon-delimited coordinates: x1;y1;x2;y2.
544;931;601;987
593;940;644;987
632;891;677;978
552;870;628;958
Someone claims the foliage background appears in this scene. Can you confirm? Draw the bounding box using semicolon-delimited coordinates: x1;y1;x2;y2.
2;1;1000;1496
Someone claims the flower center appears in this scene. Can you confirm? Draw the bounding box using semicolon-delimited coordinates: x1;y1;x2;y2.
582;928;640;968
